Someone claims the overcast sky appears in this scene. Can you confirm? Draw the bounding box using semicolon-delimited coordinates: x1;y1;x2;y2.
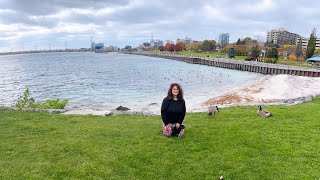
0;0;319;51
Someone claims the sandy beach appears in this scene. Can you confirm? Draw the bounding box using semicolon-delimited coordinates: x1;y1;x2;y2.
204;74;320;107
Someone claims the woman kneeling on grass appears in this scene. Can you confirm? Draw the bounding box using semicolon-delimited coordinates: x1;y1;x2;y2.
161;83;186;138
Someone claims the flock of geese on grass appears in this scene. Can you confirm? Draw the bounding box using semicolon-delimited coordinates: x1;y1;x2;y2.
208;105;272;118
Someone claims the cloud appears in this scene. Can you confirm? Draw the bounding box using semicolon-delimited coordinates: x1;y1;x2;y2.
6;0;130;15
0;0;319;51
240;0;276;13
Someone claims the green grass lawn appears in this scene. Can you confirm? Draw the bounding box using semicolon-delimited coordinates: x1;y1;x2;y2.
1;99;320;179
277;57;316;68
177;51;222;58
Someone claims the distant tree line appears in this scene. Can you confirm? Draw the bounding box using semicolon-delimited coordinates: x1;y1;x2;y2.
158;40;217;53
142;28;319;63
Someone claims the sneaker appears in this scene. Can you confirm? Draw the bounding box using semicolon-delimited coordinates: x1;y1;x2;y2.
177;129;184;138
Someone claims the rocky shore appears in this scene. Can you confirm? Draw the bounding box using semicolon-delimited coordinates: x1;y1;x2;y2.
2;74;319;116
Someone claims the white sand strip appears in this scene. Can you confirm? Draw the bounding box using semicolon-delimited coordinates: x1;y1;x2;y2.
204;74;320;107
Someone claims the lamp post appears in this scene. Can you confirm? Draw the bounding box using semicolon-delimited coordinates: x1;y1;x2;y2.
262;49;266;62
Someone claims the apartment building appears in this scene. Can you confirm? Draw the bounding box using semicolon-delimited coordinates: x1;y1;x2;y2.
297;37;320;49
176;37;193;44
267;28;300;45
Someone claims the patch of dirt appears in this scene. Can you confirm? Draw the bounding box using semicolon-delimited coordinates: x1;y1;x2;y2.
204;94;251;105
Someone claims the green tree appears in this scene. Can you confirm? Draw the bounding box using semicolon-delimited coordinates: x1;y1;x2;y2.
236;38;241;45
243;37;252;44
236;38;245;45
200;40;216;52
247;45;260;60
272;47;279;60
228;48;236;58
236;38;242;45
209;40;217;51
306;28;317;58
234;45;248;56
186;42;201;51
266;47;278;60
201;40;209;52
266;47;272;58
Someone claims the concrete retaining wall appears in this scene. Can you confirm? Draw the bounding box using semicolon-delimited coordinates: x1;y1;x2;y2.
133;53;320;77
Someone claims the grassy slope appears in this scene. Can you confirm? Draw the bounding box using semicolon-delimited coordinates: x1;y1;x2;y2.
1;99;320;179
174;51;313;67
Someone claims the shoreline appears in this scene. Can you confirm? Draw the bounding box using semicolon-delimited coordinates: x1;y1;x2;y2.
2;74;320;116
203;74;320;108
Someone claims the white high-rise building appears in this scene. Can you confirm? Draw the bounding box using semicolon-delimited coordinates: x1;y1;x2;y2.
267;28;300;45
296;37;320;49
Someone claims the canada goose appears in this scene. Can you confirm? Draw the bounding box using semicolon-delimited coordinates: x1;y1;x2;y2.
208;106;219;116
257;105;272;118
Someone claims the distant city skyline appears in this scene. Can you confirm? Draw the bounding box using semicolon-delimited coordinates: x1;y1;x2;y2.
0;0;320;52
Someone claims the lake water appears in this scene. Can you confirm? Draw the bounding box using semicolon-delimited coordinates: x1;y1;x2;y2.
0;52;264;113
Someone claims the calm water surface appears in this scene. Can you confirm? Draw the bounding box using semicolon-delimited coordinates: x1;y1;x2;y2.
0;52;264;112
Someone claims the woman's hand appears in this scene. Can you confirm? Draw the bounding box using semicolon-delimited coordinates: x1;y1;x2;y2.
175;123;180;129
